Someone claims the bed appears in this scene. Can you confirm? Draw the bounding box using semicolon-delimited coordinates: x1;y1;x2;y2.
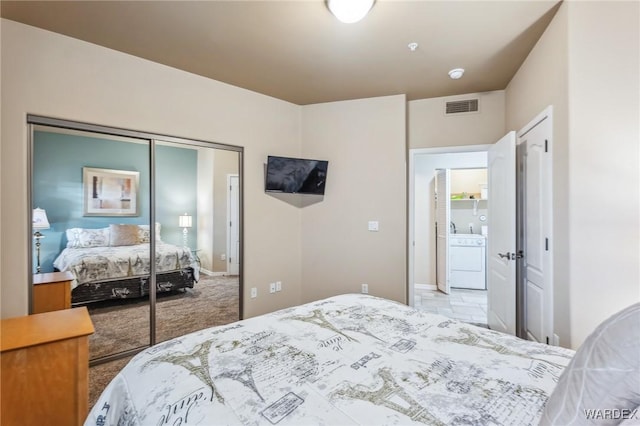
53;223;199;305
86;294;581;425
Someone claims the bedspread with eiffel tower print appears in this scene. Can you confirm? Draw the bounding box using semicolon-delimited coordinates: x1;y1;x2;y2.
85;294;574;425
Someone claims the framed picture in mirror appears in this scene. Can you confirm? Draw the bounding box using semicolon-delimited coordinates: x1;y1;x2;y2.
83;167;139;216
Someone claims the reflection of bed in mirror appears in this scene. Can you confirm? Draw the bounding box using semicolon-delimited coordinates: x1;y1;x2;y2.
53;224;198;305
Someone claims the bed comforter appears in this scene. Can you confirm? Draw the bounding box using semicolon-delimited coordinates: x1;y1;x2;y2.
85;294;574;426
53;242;199;289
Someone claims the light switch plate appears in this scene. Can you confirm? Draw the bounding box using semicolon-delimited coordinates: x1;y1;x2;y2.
368;221;379;232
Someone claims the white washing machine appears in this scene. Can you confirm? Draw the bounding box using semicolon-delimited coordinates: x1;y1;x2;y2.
449;234;486;290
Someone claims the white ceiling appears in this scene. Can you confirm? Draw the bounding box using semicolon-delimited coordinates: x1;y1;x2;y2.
0;0;561;105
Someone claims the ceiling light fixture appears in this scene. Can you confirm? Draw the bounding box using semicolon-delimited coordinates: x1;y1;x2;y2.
327;0;375;24
448;68;465;80
408;42;419;52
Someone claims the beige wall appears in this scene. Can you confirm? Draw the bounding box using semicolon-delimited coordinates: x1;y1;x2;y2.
196;146;215;272
300;95;407;304
566;1;639;347
506;1;640;348
409;91;505;149
0;19;302;319
0;18;3;315
212;149;239;273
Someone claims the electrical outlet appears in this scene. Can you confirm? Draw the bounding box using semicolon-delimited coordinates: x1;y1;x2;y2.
220;254;226;261
276;281;282;292
553;334;560;346
250;287;257;298
269;283;276;294
361;283;369;294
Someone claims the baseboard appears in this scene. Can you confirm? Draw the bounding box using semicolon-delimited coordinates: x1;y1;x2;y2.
414;283;437;291
200;269;227;277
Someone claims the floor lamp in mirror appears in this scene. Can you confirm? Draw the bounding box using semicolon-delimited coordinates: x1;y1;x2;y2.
32;207;50;274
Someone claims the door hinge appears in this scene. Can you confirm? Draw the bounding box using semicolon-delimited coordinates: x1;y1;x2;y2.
230;221;232;227
546;336;549;345
545;139;548;152
545;238;549;251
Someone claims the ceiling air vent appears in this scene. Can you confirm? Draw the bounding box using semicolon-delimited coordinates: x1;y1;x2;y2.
445;99;479;115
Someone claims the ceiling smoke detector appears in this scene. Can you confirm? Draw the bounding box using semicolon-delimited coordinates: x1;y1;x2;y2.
448;68;465;80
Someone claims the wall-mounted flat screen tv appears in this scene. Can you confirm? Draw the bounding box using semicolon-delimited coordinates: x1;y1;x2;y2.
265;156;329;195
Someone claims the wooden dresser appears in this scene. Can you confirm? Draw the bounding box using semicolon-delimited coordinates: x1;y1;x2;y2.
33;271;74;313
1;307;95;426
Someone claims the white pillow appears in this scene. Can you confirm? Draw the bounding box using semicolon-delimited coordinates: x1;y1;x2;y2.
137;222;162;243
540;303;640;425
66;227;110;248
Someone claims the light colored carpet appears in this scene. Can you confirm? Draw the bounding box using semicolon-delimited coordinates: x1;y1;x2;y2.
88;274;239;410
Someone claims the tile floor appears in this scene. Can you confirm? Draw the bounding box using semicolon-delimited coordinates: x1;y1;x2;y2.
413;286;488;326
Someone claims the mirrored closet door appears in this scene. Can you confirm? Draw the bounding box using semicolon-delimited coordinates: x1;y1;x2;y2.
154;140;241;344
29;116;242;364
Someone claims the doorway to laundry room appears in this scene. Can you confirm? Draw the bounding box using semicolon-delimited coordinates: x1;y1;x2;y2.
409;108;554;341
408;146;490;327
435;168;489;325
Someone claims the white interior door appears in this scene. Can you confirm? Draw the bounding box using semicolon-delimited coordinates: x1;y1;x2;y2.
435;169;451;294
227;174;240;275
519;110;553;343
487;132;517;335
